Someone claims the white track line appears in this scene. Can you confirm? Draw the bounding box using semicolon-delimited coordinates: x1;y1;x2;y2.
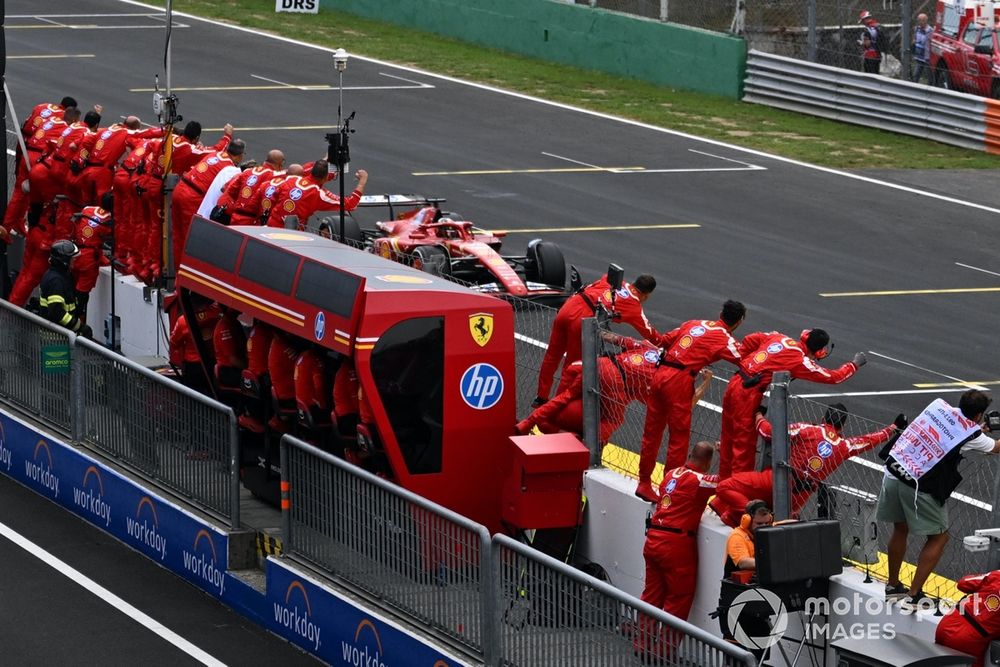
956;262;1000;279
868;350;986;390
796;387;974;398
0;520;226;666
112;1;1000;214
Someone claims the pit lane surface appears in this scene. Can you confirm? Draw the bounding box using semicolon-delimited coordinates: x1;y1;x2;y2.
0;474;318;665
7;0;999;586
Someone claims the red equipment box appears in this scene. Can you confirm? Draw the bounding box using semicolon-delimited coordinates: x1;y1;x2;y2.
502;433;590;531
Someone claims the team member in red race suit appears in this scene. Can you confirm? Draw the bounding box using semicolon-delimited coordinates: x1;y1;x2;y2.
78;116;162;207
2;97;76;239
264;160;367;229
267;330;301;433
515;334;661;444
634;441;719;662
536;273;660;404
718;329;865;479
636;300;746;501
294;346;332;443
170;138;244;273
213;150;285;225
70;195;114;319
712;404;903;527
936;570;1000;666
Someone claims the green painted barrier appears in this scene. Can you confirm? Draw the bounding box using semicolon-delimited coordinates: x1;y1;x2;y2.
319;0;746;99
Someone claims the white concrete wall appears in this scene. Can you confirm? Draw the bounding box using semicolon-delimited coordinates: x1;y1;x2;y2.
578;468;951;666
85;266;169;360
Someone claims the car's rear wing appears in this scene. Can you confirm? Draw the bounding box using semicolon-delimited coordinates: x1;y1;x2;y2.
357;194;446;220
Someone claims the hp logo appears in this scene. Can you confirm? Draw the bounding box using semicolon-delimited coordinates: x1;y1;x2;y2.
460;363;504;410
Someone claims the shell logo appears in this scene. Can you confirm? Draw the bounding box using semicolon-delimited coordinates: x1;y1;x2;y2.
262;232;312;241
629;354;643;366
82;226;94;239
95;139;105;151
985;594;1000;612
753;351;768;364
658;496;672;508
196;162;208;172
678;335;693;349
807;456;823;472
282;200;295;212
241;186;252;199
602;290;612;303
135;147;146;157
376;274;432;284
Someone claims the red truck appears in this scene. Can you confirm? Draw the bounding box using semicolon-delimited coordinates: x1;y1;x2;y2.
930;0;1000;96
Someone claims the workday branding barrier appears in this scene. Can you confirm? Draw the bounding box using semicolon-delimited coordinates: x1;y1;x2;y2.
265;558;463;665
0;410;231;597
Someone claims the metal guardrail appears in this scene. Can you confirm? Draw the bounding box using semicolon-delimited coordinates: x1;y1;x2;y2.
744;49;994;153
0;303;240;527
280;435;496;660
0;299;75;434
74;337;240;526
493;534;756;666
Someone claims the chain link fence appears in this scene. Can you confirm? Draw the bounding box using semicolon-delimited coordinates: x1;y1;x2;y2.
74;337;239;524
782;391;1000;601
576;0;940;82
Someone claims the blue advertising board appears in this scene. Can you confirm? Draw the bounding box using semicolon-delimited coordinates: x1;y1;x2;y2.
0;411;229;598
266;558;466;666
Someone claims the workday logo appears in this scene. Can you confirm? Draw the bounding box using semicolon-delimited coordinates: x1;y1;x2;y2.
274;580;322;650
72;465;111;527
125;496;167;561
341;619;394;667
182;529;226;596
0;420;11;472
25;440;60;498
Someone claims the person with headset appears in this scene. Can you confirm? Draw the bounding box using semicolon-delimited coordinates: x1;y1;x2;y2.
717;329;866;479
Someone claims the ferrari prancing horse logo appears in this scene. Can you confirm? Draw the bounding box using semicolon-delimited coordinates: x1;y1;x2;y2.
469;313;493;347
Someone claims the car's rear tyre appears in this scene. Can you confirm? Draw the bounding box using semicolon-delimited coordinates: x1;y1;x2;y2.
526;239;566;288
320;215;363;245
412;245;450;277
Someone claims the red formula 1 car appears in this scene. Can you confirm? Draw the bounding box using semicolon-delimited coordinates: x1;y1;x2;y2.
341;196;571;305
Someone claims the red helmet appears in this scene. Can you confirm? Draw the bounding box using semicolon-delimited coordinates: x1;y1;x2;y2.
859;10;873;23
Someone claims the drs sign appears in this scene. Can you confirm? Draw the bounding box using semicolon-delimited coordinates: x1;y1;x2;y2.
275;0;319;14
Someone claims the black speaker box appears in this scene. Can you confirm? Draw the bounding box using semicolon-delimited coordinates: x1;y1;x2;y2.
756;520;842;585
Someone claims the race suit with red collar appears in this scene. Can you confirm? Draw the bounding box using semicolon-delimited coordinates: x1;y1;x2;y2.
71;205;113;294
536;275;659;401
636;465;719;657
294;348;332;430
718;332;859;479
714;417;895;527
264;174;363;229
3;103;67;237
80;123;163;205
936;570;1000;667
638;319;742;485
518;337;659;443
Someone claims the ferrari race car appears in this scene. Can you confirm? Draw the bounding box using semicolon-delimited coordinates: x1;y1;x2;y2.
339;195;572;304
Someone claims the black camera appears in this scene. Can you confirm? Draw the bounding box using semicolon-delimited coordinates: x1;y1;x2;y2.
985;410;1000;433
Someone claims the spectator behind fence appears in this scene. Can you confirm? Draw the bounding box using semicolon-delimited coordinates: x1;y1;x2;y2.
859;10;887;74
877;389;1000;611
911;13;933;84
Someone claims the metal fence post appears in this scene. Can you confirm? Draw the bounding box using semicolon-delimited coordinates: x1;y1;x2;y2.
659;0;668;22
280;435;291;552
807;0;817;62
770;371;791;521
901;0;912;82
228;409;240;529
480;531;499;666
581;317;601;467
70;336;83;443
